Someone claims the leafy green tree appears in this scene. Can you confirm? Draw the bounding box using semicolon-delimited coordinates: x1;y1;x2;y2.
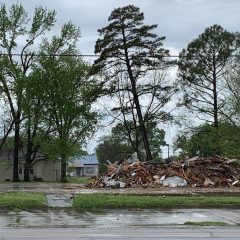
93;5;171;161
0;112;14;151
21;68;52;181
174;122;240;159
96;122;166;168
36;23;99;182
111;122;166;161
96;136;132;172
0;3;56;181
178;25;238;131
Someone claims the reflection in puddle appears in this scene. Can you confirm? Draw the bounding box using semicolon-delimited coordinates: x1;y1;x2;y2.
0;209;236;228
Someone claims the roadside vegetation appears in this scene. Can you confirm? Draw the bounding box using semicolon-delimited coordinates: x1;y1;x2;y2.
0;192;46;210
67;177;91;184
73;194;240;209
1;192;240;210
184;221;227;226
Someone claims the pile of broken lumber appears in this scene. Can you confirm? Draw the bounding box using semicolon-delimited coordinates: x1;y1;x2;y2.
86;156;240;188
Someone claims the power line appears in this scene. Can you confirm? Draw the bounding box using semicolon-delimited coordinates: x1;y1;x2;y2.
0;53;180;58
1;52;239;58
0;53;101;57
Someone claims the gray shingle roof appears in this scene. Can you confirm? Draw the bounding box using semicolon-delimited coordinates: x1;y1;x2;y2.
71;155;99;165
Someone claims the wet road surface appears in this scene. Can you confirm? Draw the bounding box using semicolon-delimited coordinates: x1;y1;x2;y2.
0;209;240;228
0;209;239;239
1;227;240;239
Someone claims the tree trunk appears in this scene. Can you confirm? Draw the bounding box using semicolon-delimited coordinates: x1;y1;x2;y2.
12;115;20;182
0;120;14;151
61;154;67;183
122;28;152;161
24;125;32;181
212;55;220;154
132;90;152;161
24;166;30;182
213;61;218;129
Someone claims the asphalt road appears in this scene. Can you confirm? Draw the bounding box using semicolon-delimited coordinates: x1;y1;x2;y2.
1;227;240;240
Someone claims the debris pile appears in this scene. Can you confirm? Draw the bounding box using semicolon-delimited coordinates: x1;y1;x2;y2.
86;156;240;188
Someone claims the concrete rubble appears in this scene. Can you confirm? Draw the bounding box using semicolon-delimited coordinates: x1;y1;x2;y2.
86;156;240;188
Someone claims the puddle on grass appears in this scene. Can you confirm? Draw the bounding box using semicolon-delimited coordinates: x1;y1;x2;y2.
0;209;238;228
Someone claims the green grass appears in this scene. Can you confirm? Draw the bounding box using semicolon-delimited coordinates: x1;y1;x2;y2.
184;221;227;226
73;194;240;209
67;177;91;184
0;192;47;210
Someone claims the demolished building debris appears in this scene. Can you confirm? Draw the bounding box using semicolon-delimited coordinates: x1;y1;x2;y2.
86;156;240;188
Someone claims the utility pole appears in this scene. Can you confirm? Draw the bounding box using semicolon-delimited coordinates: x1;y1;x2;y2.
165;143;170;160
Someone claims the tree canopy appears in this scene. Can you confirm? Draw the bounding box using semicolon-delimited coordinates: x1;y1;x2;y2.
178;25;239;128
93;5;172;161
174;122;240;159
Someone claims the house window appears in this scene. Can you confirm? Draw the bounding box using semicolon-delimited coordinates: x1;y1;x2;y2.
30;169;34;174
19;168;23;174
85;167;94;174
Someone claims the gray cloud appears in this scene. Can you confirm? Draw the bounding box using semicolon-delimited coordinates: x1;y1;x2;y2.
4;0;240;54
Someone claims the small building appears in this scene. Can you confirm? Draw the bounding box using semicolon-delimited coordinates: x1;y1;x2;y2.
0;149;61;181
68;155;99;177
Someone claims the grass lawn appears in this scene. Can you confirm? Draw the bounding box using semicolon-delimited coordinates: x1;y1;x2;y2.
73;194;240;209
0;192;47;210
67;177;91;184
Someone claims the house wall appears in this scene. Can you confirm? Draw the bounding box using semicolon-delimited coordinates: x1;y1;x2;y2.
83;164;99;177
0;159;61;181
18;161;34;181
75;167;83;177
34;160;61;181
0;160;33;181
0;160;12;181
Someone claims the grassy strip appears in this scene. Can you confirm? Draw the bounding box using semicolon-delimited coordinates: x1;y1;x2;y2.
0;192;47;210
67;177;91;184
184;221;227;226
73;194;240;209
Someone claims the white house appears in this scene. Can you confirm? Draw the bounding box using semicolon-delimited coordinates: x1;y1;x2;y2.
0;149;61;181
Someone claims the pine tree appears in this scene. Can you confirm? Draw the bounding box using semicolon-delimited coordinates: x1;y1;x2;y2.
93;5;169;161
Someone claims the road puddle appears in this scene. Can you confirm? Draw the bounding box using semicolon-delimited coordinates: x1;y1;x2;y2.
0;209;238;228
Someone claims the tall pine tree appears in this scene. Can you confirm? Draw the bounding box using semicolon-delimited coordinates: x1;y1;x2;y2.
93;5;170;161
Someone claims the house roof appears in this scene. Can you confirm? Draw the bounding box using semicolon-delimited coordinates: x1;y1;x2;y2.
70;155;99;166
0;149;46;161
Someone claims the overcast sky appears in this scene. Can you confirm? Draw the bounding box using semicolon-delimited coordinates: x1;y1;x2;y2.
3;0;240;155
4;0;240;55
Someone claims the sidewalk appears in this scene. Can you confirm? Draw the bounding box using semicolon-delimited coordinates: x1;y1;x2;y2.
1;182;240;196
